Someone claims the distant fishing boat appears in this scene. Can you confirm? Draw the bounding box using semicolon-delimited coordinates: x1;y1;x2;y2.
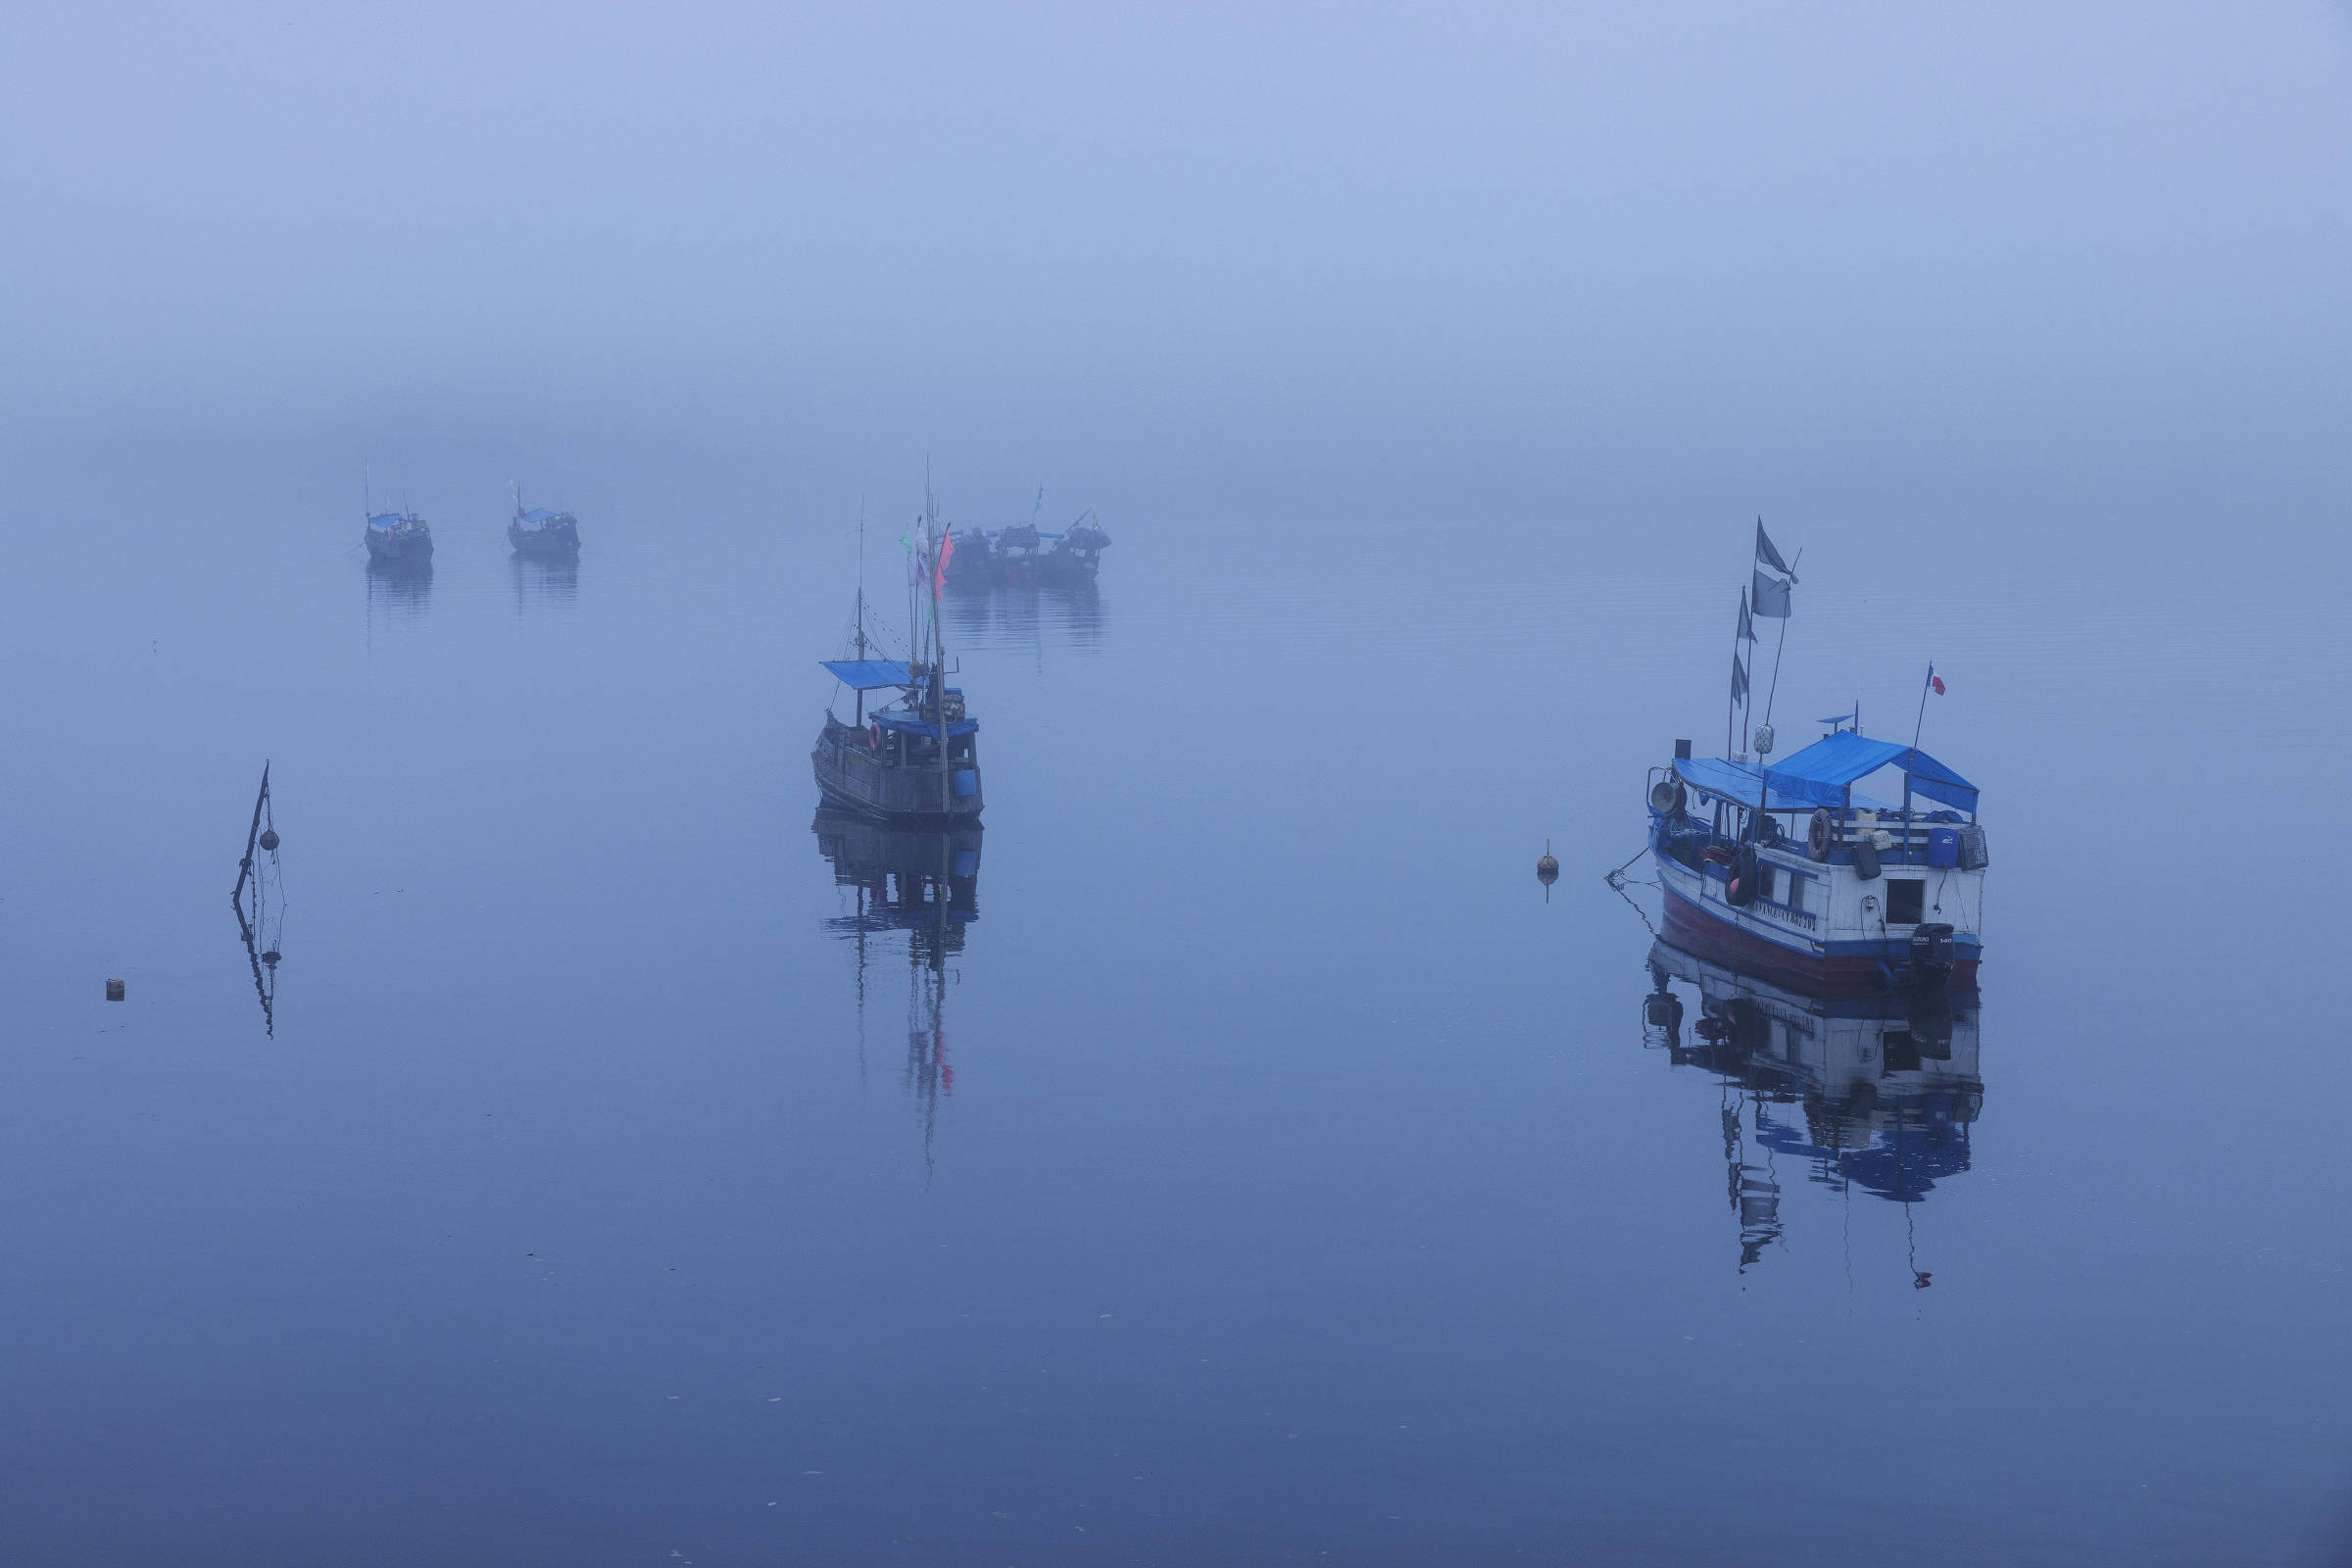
364;509;432;564
946;488;1110;585
508;484;580;557
1647;523;1986;993
1039;510;1111;581
811;503;984;822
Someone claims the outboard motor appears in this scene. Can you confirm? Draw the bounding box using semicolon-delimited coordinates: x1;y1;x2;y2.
1908;921;1956;984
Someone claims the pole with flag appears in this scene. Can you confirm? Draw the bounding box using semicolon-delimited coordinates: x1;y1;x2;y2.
1747;520;1797;847
1903;662;1945;863
1728;587;1755;760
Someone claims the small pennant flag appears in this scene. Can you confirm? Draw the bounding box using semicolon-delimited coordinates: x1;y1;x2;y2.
1754;518;1794;580
1732;652;1750;704
1929;665;1945;696
1737;588;1756;643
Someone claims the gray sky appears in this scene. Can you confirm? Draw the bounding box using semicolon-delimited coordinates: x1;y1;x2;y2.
5;2;2348;514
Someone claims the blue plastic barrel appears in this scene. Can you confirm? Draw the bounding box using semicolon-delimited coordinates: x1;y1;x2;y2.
952;769;978;798
1926;827;1960;867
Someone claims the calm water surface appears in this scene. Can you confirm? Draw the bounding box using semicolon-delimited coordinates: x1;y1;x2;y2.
0;491;2345;1564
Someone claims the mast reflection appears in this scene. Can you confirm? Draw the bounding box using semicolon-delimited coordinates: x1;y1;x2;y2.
230;764;284;1036
1642;938;1983;1279
813;808;981;1163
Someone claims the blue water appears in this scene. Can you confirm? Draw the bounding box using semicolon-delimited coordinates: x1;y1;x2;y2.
0;491;2344;1564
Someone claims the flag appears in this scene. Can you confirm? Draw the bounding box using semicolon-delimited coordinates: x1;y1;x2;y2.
1754;518;1794;580
1751;568;1791;618
1732;652;1749;704
934;527;956;592
1929;664;1945;696
1737;588;1755;643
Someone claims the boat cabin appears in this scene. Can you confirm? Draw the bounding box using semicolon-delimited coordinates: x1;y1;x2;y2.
812;659;984;821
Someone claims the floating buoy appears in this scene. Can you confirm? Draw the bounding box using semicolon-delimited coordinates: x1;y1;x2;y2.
258;828;279;852
1536;840;1559;886
105;979;124;1001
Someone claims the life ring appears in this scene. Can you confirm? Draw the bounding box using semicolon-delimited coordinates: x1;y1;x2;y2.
868;720;884;751
1808;808;1833;860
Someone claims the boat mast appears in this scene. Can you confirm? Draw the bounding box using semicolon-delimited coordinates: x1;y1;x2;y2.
854;504;869;727
928;487;951;816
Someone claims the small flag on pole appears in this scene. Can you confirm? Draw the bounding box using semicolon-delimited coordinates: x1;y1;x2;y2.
1732;652;1749;704
1929;666;1945;696
1754;518;1794;580
1750;568;1791;618
1737;589;1756;643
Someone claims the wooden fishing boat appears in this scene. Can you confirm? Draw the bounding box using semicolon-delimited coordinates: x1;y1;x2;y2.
811;513;983;822
363;509;433;564
508;495;581;557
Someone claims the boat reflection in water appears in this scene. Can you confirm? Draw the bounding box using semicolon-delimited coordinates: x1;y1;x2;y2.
813;808;981;1161
365;557;433;617
511;551;579;611
943;572;1105;654
1642;937;1983;1279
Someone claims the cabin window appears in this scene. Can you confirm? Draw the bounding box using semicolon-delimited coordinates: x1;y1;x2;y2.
1886;878;1925;925
1784;874;1804;914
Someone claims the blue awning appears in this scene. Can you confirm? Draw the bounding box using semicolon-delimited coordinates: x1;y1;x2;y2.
820;660;913;690
1762;731;1979;812
1674;757;1888;813
872;710;977;737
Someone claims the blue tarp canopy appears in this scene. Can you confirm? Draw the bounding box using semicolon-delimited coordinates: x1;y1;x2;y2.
367;513;414;529
1763;732;1979;813
871;710;977;737
820;660;913;690
1674;757;1891;813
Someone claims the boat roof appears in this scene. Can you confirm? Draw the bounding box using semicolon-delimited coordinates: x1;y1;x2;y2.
1677;736;1977;813
1768;732;1978;812
367;512;417;529
516;507;569;524
821;659;913;690
1675;757;1882;812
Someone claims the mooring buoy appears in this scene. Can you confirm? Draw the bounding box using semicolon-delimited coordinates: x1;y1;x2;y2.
105;979;124;1001
258;828;279;852
1536;839;1559;886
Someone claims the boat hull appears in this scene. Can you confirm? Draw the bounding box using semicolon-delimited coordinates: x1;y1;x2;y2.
510;518;580;557
1655;849;1979;997
365;527;434;563
812;720;983;823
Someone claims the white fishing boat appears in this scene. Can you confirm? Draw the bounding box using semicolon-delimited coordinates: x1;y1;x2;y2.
1646;524;1986;993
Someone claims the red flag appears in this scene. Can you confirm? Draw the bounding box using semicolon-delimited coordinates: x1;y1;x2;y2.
934;528;956;592
1930;673;1946;696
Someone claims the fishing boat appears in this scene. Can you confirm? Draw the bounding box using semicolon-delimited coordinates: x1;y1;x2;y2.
508;485;581;557
364;509;433;564
811;511;983;822
1646;523;1986;993
1039;510;1110;582
1641;936;1981;1277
